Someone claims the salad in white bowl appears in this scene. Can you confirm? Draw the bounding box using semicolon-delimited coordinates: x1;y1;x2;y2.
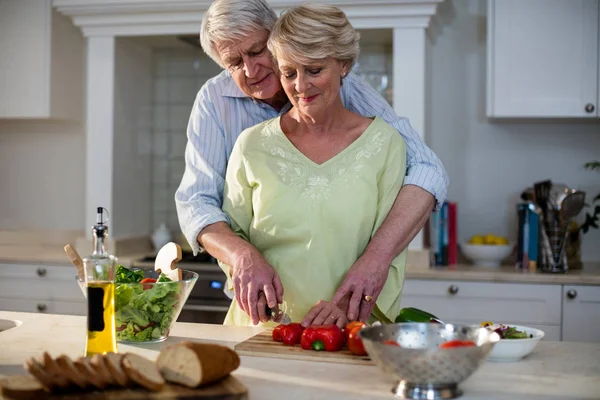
481;322;544;362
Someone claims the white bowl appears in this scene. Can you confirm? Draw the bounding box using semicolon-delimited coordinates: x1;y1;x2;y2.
459;242;514;267
487;325;544;362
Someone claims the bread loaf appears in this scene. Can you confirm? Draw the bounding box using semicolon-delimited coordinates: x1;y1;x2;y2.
73;357;107;389
0;375;46;400
156;342;240;388
121;353;165;392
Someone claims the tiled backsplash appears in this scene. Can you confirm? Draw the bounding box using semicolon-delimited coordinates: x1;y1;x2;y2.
150;42;393;236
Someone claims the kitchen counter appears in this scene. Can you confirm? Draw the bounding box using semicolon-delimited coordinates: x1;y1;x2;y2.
0;311;598;400
405;263;600;285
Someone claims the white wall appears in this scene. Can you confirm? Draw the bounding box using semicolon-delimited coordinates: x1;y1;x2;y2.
429;0;600;261
111;38;154;238
0;121;85;230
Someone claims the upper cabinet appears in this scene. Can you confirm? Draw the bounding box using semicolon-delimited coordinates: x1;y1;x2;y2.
486;0;599;118
0;0;84;120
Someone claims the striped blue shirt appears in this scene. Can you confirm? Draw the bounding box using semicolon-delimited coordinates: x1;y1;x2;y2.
175;70;449;254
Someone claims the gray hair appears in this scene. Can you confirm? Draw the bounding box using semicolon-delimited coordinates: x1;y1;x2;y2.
200;0;278;68
267;3;360;72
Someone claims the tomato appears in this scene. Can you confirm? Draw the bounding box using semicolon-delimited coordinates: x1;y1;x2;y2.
347;326;367;356
272;325;285;342
382;340;401;347
344;321;366;343
440;340;476;349
115;324;127;332
140;277;157;290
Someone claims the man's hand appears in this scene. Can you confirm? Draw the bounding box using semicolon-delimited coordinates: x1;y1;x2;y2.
301;300;349;330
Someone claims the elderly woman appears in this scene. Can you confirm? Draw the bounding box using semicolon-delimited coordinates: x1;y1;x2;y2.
218;4;407;327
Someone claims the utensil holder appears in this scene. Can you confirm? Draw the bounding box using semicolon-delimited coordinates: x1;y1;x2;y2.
539;212;569;273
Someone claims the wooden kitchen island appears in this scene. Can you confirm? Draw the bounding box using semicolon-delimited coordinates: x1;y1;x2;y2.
0;311;598;400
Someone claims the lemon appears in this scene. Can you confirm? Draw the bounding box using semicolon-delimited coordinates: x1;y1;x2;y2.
469;235;484;245
495;236;509;245
483;234;497;245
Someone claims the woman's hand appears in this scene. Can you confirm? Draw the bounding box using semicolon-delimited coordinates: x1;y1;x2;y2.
232;250;284;325
301;300;349;329
331;255;389;322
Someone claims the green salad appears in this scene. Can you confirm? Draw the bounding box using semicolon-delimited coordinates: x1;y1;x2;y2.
114;265;180;342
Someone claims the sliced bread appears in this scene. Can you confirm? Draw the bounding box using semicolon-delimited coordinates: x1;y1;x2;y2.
54;355;88;389
121;353;165;392
73;357;107;389
41;352;70;390
90;354;116;386
103;352;129;387
23;358;55;392
156;342;240;388
0;374;46;400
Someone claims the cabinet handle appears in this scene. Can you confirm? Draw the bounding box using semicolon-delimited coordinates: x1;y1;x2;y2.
37;303;47;312
585;103;595;113
448;285;459;295
566;289;577;299
36;267;47;277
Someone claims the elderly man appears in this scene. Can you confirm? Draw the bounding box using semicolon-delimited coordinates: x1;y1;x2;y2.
175;0;448;326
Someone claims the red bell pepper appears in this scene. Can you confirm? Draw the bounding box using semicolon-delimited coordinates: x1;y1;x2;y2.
272;323;304;346
301;325;344;352
344;322;367;356
140;277;157;290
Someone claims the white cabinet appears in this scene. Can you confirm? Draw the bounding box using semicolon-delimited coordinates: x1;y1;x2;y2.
0;263;85;316
0;0;84;120
486;0;599;118
562;285;600;342
402;279;562;341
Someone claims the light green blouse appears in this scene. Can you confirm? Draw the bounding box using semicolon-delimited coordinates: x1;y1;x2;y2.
219;116;407;326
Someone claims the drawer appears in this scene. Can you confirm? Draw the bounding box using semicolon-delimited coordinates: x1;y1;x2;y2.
401;279;562;326
0;263;83;302
0;297;86;316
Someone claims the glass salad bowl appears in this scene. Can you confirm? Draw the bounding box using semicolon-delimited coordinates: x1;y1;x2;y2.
359;323;500;399
77;266;198;343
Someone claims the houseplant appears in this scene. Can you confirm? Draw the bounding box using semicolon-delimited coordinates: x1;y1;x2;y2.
580;161;600;234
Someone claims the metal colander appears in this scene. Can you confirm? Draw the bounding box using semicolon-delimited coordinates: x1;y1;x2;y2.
359;323;499;399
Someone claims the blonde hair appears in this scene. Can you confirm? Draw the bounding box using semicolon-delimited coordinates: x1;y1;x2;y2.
267;3;360;71
200;0;277;68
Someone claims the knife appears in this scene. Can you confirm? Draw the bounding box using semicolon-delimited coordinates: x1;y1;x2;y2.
266;305;291;325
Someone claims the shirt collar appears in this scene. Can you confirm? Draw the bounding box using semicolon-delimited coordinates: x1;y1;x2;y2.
221;72;248;98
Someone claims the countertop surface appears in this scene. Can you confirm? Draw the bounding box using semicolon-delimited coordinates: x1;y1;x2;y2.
0;311;599;400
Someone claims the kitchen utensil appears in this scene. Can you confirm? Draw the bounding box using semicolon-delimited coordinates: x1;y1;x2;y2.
359;323;499;400
154;242;183;281
64;244;85;280
549;183;570;210
555;191;586;265
76;268;198;343
234;329;371;365
533;180;552;227
486;325;544;362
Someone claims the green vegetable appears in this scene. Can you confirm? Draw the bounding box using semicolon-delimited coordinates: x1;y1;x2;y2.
114;265;180;342
395;307;441;324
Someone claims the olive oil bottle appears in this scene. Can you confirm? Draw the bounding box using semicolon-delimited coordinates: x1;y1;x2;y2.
83;207;118;356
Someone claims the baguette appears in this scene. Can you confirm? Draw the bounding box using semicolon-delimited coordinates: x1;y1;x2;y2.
23;358;55;392
54;355;88;389
156;342;240;388
90;353;117;386
121;353;165;392
0;374;46;400
73;357;107;389
104;352;130;387
41;352;70;390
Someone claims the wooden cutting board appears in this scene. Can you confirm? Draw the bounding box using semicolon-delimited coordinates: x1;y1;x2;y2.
16;376;247;400
234;329;372;365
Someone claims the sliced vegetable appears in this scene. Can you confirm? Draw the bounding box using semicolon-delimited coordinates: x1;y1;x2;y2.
440;340;476;349
140;277;157;290
301;325;344;352
395;307;441;324
382;340;401;347
481;322;534;339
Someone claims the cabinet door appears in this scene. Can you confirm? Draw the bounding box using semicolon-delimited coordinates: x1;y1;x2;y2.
402;280;562;340
0;263;84;302
562;285;600;342
0;297;85;316
487;0;599;118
